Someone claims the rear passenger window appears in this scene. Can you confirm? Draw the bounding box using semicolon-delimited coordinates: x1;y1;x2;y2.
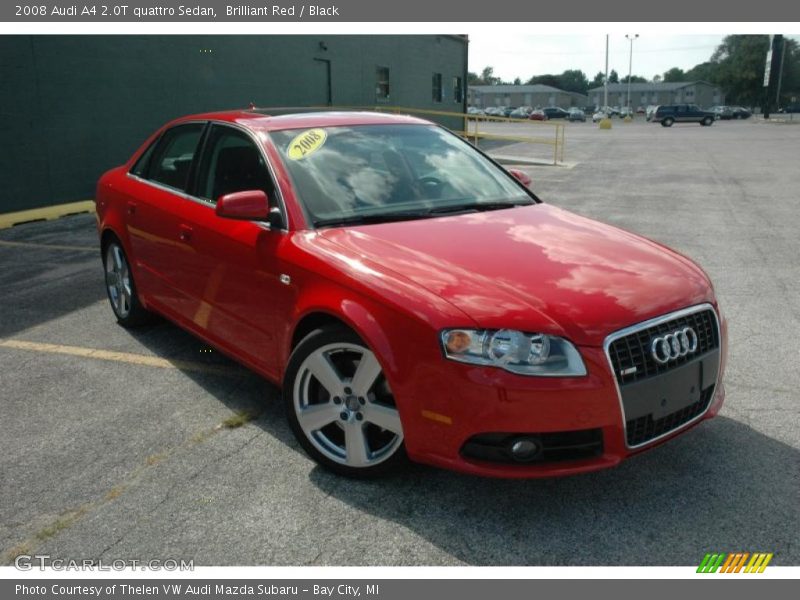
146;123;205;191
130;138;158;177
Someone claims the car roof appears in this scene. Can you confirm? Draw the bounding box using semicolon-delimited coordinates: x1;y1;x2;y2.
168;109;431;132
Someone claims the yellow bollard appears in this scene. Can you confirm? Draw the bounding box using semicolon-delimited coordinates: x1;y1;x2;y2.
599;118;612;130
623;116;632;123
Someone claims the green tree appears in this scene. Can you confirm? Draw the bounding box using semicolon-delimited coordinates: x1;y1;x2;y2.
513;77;522;85
590;71;605;88
777;38;800;108
468;66;503;86
620;75;648;84
663;67;686;82
559;69;590;94
481;66;501;86
525;73;560;87
685;61;715;82
608;70;619;83
710;35;771;105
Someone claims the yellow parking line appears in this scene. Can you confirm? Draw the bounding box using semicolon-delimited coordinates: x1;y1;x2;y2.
0;339;245;378
0;239;97;252
0;200;95;229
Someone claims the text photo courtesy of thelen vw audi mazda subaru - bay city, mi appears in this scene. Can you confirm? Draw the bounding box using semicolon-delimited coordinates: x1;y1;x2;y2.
95;108;726;478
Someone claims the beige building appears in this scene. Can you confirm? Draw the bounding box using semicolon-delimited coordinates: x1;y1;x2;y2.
588;81;725;109
468;84;589;109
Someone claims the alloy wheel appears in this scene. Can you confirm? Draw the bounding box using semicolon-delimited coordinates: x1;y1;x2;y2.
292;342;403;468
105;243;132;319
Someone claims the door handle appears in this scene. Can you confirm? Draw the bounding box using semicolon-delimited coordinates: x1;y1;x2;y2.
126;202;137;216
179;224;193;242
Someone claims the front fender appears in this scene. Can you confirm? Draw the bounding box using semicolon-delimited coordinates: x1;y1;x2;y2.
283;283;413;385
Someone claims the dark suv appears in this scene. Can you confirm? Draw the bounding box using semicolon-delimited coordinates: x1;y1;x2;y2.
652;104;715;127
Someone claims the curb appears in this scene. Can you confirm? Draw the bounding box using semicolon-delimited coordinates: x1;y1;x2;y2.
0;200;95;230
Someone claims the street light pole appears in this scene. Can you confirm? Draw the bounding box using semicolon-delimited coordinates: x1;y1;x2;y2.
625;34;639;115
604;34;609;112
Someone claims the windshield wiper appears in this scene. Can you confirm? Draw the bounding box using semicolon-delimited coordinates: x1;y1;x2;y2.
425;199;534;214
313;199;534;228
313;211;433;228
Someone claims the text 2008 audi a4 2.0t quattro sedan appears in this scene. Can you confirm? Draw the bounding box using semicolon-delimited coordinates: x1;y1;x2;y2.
96;110;727;478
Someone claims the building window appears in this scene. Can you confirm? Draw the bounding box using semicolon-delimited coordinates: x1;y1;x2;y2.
432;73;443;103
452;76;463;103
375;66;390;102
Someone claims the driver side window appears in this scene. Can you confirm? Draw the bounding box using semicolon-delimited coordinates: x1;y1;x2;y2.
195;125;276;204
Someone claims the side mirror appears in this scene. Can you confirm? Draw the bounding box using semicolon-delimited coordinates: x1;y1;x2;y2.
216;190;272;222
507;168;532;188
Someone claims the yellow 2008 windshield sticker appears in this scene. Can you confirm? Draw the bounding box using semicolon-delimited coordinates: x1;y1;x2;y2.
287;129;327;160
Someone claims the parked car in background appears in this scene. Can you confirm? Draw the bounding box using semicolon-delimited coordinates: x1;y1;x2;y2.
542;107;570;120
652;104;716;127
779;104;800;114
567;108;586;122
636;106;646;114
592;109;608;123
502;106;518;118
467;107;485;116
709;106;733;120
96;109;727;478
730;106;752;119
509;106;533;119
619;107;634;118
529;109;548;121
484;107;504;117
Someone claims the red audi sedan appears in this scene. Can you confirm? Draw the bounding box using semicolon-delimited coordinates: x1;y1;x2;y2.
96;110;727;478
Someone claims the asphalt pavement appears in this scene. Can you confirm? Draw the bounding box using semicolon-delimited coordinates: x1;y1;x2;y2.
0;117;797;566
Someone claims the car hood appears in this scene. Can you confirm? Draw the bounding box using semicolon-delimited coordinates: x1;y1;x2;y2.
319;204;714;346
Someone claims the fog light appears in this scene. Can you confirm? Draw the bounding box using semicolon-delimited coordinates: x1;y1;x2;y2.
509;438;539;461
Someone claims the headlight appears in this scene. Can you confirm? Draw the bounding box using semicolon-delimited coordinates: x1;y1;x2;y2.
440;328;587;377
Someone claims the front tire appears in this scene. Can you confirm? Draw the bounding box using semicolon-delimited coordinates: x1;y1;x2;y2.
702;116;714;126
103;238;152;327
284;326;406;478
662;117;675;127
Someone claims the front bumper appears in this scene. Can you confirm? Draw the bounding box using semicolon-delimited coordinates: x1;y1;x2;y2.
398;308;727;479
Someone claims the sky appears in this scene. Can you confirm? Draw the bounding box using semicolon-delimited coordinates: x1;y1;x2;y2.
466;34;781;83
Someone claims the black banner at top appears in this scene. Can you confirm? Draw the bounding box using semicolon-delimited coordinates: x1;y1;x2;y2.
2;0;798;22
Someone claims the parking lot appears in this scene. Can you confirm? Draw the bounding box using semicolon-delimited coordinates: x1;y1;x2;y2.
1;118;798;566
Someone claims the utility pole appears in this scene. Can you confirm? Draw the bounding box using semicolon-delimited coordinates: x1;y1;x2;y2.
604;34;609;111
764;34;783;120
625;34;639;115
776;36;786;108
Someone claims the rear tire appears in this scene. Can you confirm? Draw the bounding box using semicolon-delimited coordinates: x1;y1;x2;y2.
702;116;714;126
662;117;674;127
103;238;152;327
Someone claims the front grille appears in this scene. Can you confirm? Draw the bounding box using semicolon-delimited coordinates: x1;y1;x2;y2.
626;387;714;446
609;308;719;386
461;429;604;464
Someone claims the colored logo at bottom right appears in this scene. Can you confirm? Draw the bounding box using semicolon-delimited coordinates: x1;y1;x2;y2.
697;552;774;573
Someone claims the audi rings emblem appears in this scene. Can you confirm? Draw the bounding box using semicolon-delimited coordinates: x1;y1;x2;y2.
650;327;699;364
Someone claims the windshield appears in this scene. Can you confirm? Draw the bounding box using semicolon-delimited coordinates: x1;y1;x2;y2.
269;124;534;227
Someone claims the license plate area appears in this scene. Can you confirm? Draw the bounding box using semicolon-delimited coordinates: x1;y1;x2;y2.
620;350;720;425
